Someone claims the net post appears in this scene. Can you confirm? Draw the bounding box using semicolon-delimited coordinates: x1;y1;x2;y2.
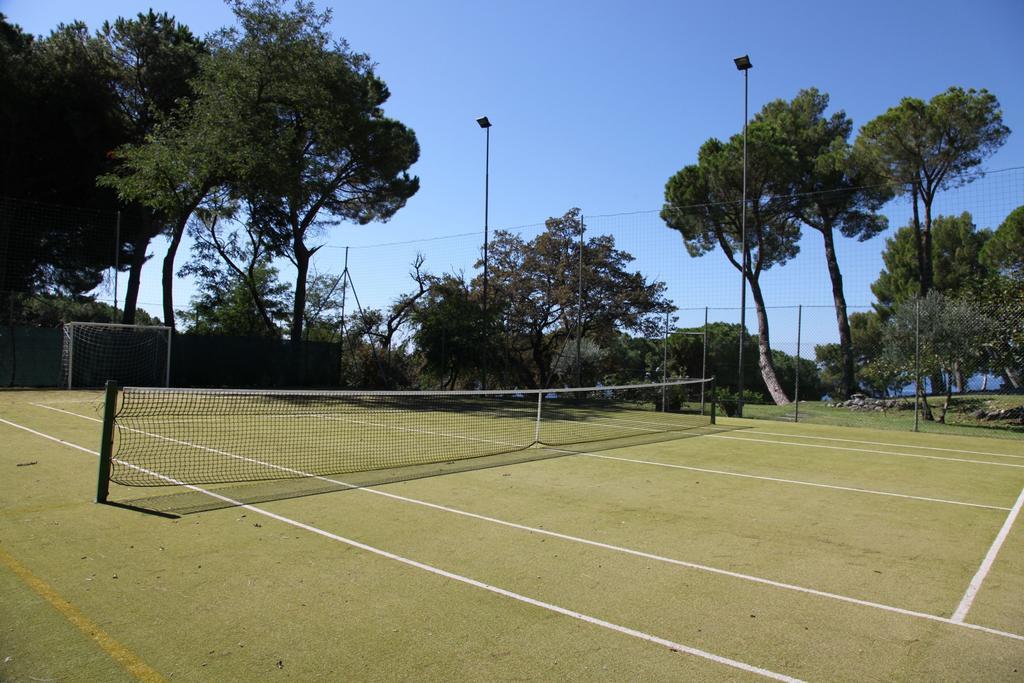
66;323;75;389
534;391;543;444
709;378;717;425
96;380;118;504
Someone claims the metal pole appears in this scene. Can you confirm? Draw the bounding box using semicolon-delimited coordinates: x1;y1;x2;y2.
482;125;490;390
339;247;349;384
534;391;543;444
576;214;584;388
701;306;708;415
662;309;669;411
914;297;921;432
113;211;120;323
95;380;118;503
736;65;749;418
67;325;74;389
795;304;802;423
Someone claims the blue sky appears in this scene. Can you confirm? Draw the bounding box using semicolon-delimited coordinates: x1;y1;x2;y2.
4;0;1023;345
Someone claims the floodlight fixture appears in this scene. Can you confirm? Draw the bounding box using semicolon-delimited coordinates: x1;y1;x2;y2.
476;116;491;129
734;55;752;71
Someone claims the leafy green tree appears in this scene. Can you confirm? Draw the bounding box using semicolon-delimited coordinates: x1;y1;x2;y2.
180;197;287;337
662;119;800;405
302;269;347;342
883;292;997;422
94;11;206;324
872;212;991;316
666;322;760;399
178;256;291;337
206;0;420;346
10;293;160;327
815;311;903;397
759;88;893;399
966;272;1024;390
346;256;428;388
982;205;1024;276
856;87;1009;296
1;17;125;295
486;209;670;388
413;273;495;389
102;113;221;328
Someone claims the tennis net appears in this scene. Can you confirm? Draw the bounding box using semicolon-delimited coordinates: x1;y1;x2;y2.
98;378;715;491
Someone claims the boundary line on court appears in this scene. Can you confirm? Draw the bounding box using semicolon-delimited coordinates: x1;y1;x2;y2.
0;494;163;682
705;434;1024;469
584;452;1010;511
951;484;1024;622
742;430;1024;460
0;415;801;682
22;406;1024;644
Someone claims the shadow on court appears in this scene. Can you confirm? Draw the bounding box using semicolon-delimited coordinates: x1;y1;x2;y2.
114;425;743;515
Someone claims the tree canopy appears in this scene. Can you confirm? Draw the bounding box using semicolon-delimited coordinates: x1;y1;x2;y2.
755;87;893;398
855;87;1009;295
661;116;800;404
486;209;670;388
982;205;1024;276
872;212;991;315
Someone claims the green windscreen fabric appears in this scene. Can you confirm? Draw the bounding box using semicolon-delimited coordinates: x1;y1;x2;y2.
0;326;62;387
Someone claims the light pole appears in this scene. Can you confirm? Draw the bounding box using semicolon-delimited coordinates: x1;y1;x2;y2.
733;54;751;417
476;115;492;389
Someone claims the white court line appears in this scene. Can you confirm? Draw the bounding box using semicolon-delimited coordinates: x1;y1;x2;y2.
744;430;1024;460
706;434;1024;469
284;409;1011;509
584;453;1009;511
0;415;802;682
951;484;1024;623
24;397;101;405
26;405;1024;644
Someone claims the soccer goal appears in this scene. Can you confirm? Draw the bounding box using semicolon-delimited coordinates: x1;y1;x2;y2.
62;322;172;389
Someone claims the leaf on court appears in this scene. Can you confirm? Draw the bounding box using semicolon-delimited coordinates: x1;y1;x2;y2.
16;461;38;467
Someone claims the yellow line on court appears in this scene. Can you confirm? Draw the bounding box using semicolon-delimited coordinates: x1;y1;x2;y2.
0;544;165;683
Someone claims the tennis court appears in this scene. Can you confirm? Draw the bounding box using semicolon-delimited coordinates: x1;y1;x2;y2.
2;387;1023;681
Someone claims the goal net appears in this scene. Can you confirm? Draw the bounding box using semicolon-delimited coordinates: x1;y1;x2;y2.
62;322;172;389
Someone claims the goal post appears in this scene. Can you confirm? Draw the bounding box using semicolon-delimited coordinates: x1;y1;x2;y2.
62;322;172;389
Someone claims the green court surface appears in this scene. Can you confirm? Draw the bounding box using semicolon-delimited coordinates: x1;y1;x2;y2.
2;389;1023;681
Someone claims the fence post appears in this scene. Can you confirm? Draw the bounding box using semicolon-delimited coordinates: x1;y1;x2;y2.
700;306;708;415
662;309;669;411
794;304;801;423
96;380;119;504
576;215;584;389
113;210;120;324
709;377;717;425
914;297;921;433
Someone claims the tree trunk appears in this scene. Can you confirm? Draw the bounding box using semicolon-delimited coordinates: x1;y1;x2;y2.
911;184;928;297
290;238;310;344
121;232;150;325
922;191;934;296
821;226;854;399
918;382;934;421
1004;367;1021;390
938;382;953;424
161;216;189;330
747;276;790;405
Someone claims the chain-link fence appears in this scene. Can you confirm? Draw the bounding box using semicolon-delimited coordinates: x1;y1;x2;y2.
2;169;1022;436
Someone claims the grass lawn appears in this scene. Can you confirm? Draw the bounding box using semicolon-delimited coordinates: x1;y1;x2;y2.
742;392;1024;441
